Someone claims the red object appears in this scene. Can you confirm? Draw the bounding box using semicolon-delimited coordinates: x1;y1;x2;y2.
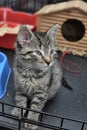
0;7;37;49
59;51;82;74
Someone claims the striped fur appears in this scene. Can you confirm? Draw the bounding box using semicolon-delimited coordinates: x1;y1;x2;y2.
12;24;62;130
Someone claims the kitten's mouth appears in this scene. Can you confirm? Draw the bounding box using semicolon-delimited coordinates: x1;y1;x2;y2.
35;62;53;70
38;64;49;68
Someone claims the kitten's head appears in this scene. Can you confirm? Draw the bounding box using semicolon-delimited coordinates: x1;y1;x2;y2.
16;24;58;70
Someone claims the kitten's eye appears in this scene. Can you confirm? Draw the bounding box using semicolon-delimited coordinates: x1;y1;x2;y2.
28;51;33;54
50;49;55;54
35;51;42;56
21;51;33;55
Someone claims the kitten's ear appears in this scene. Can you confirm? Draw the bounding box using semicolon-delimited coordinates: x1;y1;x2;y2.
47;24;58;41
17;25;34;47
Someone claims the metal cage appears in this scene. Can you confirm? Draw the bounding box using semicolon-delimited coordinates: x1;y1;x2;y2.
0;101;87;130
0;0;69;13
0;0;87;13
0;0;87;130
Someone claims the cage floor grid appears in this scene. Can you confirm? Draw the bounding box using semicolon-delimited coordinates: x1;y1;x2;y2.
0;48;87;130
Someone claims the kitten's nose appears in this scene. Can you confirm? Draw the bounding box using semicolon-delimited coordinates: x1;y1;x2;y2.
44;56;51;65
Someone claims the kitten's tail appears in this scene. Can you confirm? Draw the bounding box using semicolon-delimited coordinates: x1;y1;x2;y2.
62;77;73;91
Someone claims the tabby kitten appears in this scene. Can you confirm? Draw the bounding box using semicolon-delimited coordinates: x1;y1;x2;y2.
12;24;62;130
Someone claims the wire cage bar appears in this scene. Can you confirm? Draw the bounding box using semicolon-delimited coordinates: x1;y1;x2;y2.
0;0;87;13
0;0;69;13
0;101;87;130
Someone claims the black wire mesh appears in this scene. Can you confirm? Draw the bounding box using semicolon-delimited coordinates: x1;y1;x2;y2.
0;0;87;13
0;101;87;130
0;0;68;13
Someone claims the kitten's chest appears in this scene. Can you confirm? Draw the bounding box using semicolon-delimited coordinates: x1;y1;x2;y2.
32;73;51;87
22;70;51;90
16;64;52;92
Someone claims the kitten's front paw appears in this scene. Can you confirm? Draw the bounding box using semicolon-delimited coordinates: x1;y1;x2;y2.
12;108;25;117
25;123;38;130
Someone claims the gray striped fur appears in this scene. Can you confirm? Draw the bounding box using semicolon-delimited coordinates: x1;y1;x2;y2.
12;24;62;130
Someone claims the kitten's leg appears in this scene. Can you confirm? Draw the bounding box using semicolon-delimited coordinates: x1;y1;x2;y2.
25;92;47;130
12;94;27;117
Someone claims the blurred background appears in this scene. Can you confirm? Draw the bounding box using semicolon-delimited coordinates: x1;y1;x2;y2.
0;0;87;13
